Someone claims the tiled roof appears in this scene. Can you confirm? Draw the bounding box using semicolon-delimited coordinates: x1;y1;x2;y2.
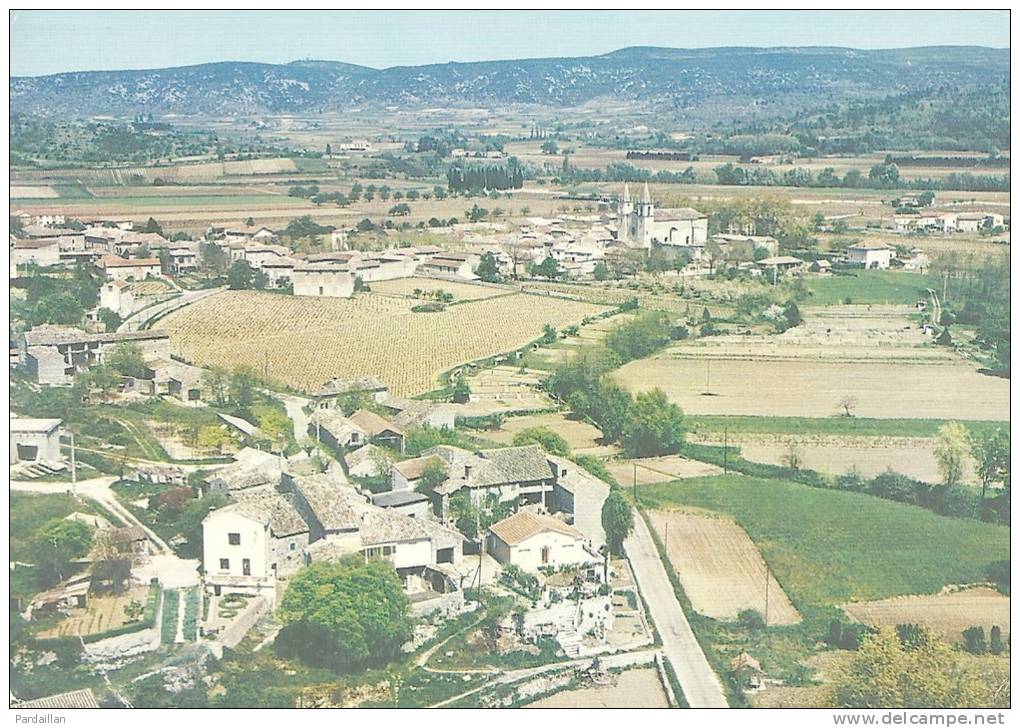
230;490;308;537
479;445;552;483
349;409;403;437
359;508;462;550
290;471;365;532
489;511;583;546
13;689;99;709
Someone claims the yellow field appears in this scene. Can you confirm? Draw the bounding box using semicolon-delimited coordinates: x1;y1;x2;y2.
155;290;606;395
844;587;1010;645
614;307;1010;421
648;511;801;625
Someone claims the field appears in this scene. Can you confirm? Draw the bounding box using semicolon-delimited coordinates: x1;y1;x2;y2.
647;511;801;625
155;290;606;396
707;434;977;485
802;271;929;306
460;365;553;413
524;668;669;708
37;585;151;639
843;586;1010;645
605;455;722;485
484;411;615;456
11;185;58;198
639;475;1009;611
368;276;511;301
614;306;1010;421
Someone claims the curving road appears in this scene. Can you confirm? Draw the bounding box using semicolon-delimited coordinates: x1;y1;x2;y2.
119;286;225;333
625;512;729;708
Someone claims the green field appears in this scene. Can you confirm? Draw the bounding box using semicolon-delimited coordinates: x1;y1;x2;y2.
10;493;102;563
640;475;1009;612
803;270;930;306
686;415;1007;439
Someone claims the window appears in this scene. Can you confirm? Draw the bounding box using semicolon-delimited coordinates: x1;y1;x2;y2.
228;532;240;545
289;542;296;551
219;558;230;570
541;546;550;564
242;559;251;576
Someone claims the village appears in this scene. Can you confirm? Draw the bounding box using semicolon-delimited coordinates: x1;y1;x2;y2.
7;12;1012;713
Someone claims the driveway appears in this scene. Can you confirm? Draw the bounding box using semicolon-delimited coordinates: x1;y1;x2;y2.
624;512;729;708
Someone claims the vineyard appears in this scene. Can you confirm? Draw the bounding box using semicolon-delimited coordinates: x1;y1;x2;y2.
368;276;511;301
155;290;607;395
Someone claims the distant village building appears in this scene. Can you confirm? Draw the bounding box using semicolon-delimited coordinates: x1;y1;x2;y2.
846;242;894;269
617;183;708;250
18;326;170;385
98;255;161;281
292;263;355;298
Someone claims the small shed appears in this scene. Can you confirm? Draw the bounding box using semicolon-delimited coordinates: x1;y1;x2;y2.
730;651;764;690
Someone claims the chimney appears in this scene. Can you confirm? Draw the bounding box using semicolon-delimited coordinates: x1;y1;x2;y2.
464;464;472;479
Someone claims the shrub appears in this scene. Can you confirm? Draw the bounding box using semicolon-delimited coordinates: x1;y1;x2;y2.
962;626;987;654
738;609;765;631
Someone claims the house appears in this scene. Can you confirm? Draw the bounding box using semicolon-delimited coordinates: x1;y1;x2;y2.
390;455;440;491
292;263;354;298
384;398;460;431
428;444;556;515
18;326;170;385
261;256;298;288
98;255;161;281
125;463;187;487
756;256;806;275
343;443;391;478
10;418;63;464
115;232;169;256
308;408;367;450
487;511;591;572
202;491;309;603
167;365;206;404
167;246;198;274
243;244;291;269
11;237;61;267
808;259;833;274
287;471;365;541
617;183;708;250
312;376;389;409
371;490;432;519
348;409;405;452
422;252;479;280
846;242;894;269
99;280;135;318
547;455;610;549
203;448;285;495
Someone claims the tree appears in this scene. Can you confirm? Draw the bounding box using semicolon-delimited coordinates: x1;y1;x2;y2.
540;140;559;155
829;627;997;708
415;458;448;496
105;342;148;379
198;425;231;453
601;490;633;556
97;307;122;332
85;364;121;393
971;428;1010;504
621;389;685;457
228;367;257;412
476;252;501;283
530;256;563;279
276;558;414;673
203;367;229;406
512;427;570;457
388;203;411;216
451;378;471;404
934;421;969;489
226;259;254;290
252;404;292;453
32;519;94;585
593;261;610;281
837;395;858;418
143;217;164;235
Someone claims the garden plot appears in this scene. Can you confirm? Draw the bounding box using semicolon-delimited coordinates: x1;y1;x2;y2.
525;668;669;708
606;455;723;486
700;433;977;485
484;411;616;456
461;365;553;413
648;511;801;625
37;585;151;639
156;291;606;396
844;586;1009;645
614;306;1009;421
11;185;59;198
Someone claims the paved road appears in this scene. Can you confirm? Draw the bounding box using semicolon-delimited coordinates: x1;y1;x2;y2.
625;512;729;708
266;390;311;444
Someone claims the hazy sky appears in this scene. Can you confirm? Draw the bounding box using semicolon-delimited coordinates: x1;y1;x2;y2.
11;9;1010;77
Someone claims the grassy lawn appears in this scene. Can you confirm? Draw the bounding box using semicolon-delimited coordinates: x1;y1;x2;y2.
686;415;1007;439
802;270;930;306
639;475;1009;611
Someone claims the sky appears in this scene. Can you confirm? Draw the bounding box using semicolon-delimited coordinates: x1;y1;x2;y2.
10;9;1010;77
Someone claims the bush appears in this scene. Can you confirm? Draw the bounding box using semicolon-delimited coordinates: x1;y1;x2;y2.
738;609;765;631
962;626;987;654
989;626;1004;654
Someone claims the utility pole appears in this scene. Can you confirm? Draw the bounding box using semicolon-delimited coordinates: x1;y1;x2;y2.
764;563;771;628
723;429;728;474
633;461;637;506
664;521;669;554
69;431;77;489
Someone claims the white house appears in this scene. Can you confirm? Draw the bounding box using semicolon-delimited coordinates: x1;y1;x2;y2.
846;242;894;269
99;280;135;318
11;237;61;268
292;263;355;298
547;455;610;549
421;252;479;280
487;511;591;572
10;418;63;464
98;255;161;281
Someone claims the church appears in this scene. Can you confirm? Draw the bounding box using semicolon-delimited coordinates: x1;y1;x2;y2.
616;183;708;251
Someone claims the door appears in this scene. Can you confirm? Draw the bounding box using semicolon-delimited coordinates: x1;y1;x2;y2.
242;559;251;576
541;546;550;565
